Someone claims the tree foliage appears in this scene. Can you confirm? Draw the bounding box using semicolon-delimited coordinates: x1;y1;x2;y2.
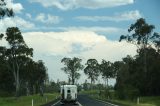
0;28;48;97
61;57;83;85
116;18;160;99
4;27;33;97
0;1;48;97
119;18;155;48
100;60;115;88
22;60;48;95
84;59;99;85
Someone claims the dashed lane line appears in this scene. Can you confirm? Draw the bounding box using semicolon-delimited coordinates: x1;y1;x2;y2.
96;99;119;106
51;101;82;106
51;100;60;106
77;101;83;106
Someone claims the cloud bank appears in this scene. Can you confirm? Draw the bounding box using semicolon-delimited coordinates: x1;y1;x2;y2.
23;31;137;63
29;0;134;10
35;13;62;24
0;16;35;32
76;10;142;22
5;0;23;13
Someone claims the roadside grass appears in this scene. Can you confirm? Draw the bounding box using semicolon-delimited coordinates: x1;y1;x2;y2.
80;90;160;106
0;93;59;106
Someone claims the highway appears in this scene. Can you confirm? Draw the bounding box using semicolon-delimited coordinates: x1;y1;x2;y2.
50;95;118;106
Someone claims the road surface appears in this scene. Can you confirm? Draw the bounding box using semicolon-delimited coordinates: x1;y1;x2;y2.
52;95;117;106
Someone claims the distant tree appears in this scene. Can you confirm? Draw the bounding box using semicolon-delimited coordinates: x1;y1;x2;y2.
84;59;99;86
4;27;33;97
100;60;114;88
75;73;80;84
61;57;84;85
45;80;59;93
83;80;88;90
68;77;71;84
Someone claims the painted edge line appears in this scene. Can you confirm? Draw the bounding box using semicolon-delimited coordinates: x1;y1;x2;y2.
96;99;119;106
51;100;60;106
77;101;83;106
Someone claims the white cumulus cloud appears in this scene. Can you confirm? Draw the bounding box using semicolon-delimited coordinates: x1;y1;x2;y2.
23;31;137;61
35;13;61;24
58;26;126;34
29;0;134;10
26;13;32;19
0;16;35;32
23;31;106;56
5;0;23;13
76;10;142;22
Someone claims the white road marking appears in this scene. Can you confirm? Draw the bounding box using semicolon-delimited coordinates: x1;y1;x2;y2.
51;100;60;106
96;99;119;106
51;100;82;106
77;101;83;106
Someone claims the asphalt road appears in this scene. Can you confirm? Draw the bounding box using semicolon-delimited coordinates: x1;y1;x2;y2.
52;95;115;106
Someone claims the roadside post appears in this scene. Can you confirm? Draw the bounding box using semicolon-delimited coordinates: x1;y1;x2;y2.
32;99;34;106
46;97;48;102
137;97;140;104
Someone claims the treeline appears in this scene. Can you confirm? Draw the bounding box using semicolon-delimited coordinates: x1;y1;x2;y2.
0;0;48;97
61;18;160;100
115;18;160;99
115;49;160;99
0;27;48;97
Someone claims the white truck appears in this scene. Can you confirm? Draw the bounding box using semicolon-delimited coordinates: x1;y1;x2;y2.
60;85;78;104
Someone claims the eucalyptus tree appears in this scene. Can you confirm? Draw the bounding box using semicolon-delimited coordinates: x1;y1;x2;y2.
61;57;84;85
119;18;156;73
84;59;99;86
151;32;160;52
75;72;80;84
100;60;114;88
5;27;33;97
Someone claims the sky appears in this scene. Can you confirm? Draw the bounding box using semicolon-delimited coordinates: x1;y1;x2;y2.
0;0;160;85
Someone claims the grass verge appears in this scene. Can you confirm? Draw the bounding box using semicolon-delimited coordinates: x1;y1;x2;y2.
0;93;59;106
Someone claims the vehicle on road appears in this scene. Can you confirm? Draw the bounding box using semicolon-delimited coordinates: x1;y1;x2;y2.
60;85;78;104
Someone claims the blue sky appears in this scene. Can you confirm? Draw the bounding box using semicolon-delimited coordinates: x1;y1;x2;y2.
1;0;160;84
15;0;160;40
